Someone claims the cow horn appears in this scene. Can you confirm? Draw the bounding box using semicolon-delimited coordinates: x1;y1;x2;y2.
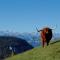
36;27;42;32
36;27;39;32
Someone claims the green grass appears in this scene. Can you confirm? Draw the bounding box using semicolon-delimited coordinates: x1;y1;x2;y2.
5;40;60;60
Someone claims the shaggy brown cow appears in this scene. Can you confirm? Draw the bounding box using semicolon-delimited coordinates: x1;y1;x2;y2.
37;27;52;47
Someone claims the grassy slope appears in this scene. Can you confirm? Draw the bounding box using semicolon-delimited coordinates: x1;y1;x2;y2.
5;41;60;60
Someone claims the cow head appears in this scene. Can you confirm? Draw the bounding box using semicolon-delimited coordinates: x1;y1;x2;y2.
36;27;53;33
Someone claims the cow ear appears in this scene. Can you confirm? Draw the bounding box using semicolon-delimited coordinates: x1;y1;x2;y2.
37;30;40;32
37;30;42;32
40;30;43;31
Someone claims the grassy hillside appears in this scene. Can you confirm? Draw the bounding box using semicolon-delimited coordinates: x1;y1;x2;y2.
5;40;60;60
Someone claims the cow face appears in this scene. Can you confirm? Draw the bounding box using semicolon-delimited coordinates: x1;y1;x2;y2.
44;28;49;34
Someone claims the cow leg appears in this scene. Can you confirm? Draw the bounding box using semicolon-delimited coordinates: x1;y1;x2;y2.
42;40;45;47
47;42;49;46
46;40;50;46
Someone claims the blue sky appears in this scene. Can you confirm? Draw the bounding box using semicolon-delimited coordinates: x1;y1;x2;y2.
0;0;60;33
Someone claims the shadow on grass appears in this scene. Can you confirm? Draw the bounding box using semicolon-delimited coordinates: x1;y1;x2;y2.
50;40;60;45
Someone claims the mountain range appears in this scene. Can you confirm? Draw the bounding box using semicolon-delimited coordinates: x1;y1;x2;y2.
0;31;60;47
0;31;60;59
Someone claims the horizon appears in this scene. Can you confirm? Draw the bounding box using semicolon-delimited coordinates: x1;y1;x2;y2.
0;0;60;33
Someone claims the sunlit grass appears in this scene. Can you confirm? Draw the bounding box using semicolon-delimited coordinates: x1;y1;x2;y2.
5;40;60;60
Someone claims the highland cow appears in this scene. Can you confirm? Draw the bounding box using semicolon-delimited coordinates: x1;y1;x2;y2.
37;27;52;47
